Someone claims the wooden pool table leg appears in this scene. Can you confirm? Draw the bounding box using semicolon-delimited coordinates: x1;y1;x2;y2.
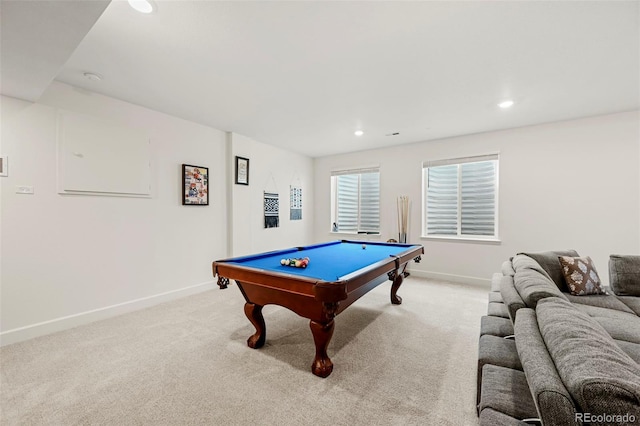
309;320;335;378
390;265;406;305
244;302;266;349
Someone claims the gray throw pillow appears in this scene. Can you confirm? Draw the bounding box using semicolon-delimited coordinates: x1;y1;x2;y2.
609;255;640;296
518;250;579;292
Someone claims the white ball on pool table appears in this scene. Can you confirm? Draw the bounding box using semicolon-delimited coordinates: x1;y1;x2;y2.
280;259;287;265
362;244;366;249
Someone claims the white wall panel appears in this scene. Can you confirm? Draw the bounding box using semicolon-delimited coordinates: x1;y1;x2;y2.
57;110;151;196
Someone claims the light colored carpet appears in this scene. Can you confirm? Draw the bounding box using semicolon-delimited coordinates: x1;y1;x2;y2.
1;277;487;425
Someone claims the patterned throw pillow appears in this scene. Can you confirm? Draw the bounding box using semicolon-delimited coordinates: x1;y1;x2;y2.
558;256;606;296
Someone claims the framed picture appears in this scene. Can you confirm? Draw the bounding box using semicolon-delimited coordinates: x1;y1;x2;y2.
235;156;249;185
182;164;209;205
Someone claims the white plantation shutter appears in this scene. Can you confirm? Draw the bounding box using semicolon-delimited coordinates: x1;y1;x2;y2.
426;164;458;235
461;161;496;236
336;174;359;233
332;168;380;233
359;172;380;232
424;154;498;238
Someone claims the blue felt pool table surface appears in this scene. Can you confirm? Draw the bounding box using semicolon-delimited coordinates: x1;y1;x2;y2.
225;240;420;282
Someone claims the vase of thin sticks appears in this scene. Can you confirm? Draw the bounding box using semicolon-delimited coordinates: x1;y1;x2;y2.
397;196;409;243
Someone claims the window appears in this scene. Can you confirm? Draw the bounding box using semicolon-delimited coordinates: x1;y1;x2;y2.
422;154;498;239
331;168;380;234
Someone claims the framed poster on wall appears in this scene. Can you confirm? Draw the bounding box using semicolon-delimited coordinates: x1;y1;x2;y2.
235;156;249;185
182;164;209;205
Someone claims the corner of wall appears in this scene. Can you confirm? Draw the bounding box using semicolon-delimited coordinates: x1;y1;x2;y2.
225;132;234;257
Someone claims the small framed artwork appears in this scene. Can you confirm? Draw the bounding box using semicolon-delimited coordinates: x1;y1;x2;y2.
182;164;209;205
235;156;249;185
0;155;7;177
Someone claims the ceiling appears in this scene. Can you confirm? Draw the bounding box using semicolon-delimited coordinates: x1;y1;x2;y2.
2;1;639;158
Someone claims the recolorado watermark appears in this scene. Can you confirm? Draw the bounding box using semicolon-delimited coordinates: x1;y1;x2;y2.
575;412;636;424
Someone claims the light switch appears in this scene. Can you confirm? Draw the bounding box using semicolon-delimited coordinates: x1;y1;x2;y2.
16;186;34;194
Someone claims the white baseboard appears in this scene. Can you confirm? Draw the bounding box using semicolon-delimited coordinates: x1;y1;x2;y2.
409;269;491;289
0;280;216;347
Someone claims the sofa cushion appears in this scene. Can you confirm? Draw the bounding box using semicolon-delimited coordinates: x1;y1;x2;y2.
477;335;523;405
518;249;579;292
564;293;635;315
479;407;530;426
501;259;515;277
500;275;526;322
616;295;640;316
479;364;538;421
558;256;606;296
488;302;510;319
512;255;569;308
480;315;514;338
593;316;640;344
536;298;640;420
514;309;578;426
512;254;554;278
615;340;640;365
491;272;503;292
609;255;640;296
478;335;522;372
572;303;638;322
489;291;503;304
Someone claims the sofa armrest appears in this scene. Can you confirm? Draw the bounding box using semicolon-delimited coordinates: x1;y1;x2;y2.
514;309;579;425
500;275;526;322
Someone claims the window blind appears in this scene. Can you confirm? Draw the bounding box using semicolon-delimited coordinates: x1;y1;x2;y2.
461;161;496;236
424;154;498;237
332;169;380;233
336;174;359;233
426;164;458;235
359;172;380;232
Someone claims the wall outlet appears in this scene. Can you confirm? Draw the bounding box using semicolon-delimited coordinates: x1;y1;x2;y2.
16;186;34;194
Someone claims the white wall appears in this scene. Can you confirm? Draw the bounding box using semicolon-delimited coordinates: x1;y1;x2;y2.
1;80;636;344
0;82;229;343
0;84;317;346
314;111;640;286
229;132;314;256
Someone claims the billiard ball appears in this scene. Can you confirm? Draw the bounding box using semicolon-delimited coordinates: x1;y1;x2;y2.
362;244;366;249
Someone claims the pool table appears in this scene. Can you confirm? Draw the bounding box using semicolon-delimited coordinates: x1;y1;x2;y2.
212;240;423;377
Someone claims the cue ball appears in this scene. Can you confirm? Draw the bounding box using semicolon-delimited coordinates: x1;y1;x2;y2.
362;244;366;249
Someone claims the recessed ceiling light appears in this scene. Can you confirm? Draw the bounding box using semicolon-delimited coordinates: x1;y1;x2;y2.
498;100;515;109
83;72;102;82
128;0;155;14
354;130;364;136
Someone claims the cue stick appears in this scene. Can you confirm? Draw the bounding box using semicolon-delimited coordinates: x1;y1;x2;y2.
397;197;401;242
405;196;409;242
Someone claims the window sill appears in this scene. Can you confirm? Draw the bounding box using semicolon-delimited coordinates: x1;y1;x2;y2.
420;235;502;245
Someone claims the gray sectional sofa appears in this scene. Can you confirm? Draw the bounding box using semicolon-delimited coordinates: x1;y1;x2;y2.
477;252;640;425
